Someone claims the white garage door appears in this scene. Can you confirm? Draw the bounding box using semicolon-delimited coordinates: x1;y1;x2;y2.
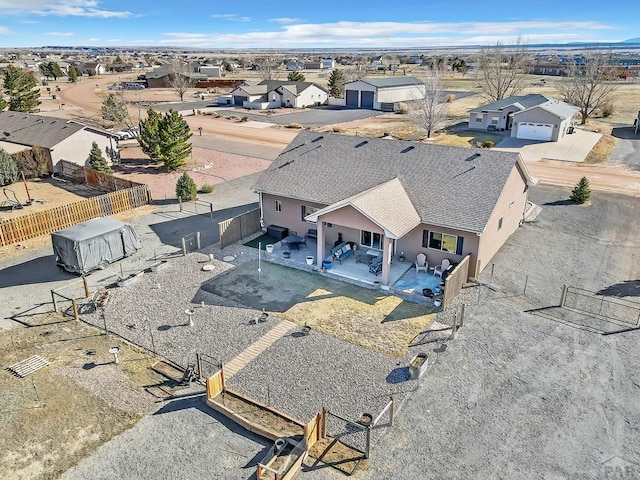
516;122;553;141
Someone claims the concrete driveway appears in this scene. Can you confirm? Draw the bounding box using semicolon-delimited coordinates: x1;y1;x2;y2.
495;128;601;163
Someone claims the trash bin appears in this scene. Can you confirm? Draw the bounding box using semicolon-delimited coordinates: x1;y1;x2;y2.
567;126;574;134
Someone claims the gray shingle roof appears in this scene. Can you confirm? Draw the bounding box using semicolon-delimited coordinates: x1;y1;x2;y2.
525;99;579;119
0;111;85;149
470;94;551;113
349;76;424;88
253;131;527;233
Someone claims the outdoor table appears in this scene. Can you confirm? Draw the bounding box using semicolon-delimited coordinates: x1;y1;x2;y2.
282;234;305;250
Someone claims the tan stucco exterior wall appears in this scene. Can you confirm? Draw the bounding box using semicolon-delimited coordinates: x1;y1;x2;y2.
475;164;529;276
51;130;113;171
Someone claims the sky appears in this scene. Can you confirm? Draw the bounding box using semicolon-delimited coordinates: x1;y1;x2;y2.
0;0;638;49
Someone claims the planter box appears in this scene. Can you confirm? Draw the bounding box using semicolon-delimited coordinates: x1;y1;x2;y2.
150;260;170;272
409;353;429;379
117;271;144;287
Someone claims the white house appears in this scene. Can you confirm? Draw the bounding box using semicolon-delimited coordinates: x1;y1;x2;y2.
230;80;328;109
343;77;426;111
199;65;222;77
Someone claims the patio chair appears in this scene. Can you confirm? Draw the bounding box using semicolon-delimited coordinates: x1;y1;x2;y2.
369;258;382;276
305;228;318;241
434;259;451;278
415;253;428;274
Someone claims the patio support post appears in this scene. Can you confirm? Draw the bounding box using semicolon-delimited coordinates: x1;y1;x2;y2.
381;236;392;285
316;221;325;268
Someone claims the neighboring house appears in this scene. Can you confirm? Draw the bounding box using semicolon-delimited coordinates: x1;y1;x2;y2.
144;71;207;88
468;94;579;142
530;61;567;76
321;59;336;69
77;62;106;76
343;77;425;111
0;111;116;172
254;131;536;285
230;80;328;109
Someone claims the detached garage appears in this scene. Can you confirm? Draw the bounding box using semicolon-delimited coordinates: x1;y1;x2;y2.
511;100;579;142
343;77;425;111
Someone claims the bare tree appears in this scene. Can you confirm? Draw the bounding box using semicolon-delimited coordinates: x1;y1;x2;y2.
477;39;530;101
168;56;194;102
254;55;282;81
557;51;618;125
410;71;448;138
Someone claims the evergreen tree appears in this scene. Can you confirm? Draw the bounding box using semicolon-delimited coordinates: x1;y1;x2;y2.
138;108;162;159
158;109;192;171
69;67;78;83
3;65;40;112
0;96;6;111
0;148;19;186
570;176;591;204
175;172;197;200
88;142;113;174
101;93;127;124
287;70;305;82
39;61;64;81
327;69;346;98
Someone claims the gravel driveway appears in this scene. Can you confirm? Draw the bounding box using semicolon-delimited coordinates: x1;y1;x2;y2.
610;126;640;170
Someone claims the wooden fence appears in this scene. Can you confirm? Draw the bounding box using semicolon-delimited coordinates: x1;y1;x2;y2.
59;160;147;193
443;254;470;308
0;185;150;247
218;208;261;249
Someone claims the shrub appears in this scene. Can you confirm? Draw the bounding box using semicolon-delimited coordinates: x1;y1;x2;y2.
176;172;197;201
445;93;456;103
285;123;302;129
600;102;614;118
200;183;214;194
482;140;495;148
241;116;249;122
396;104;408;114
570;176;591;204
13;146;50;178
0;148;19;186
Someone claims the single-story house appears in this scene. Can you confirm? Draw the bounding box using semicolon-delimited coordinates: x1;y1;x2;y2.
342;77;425;111
254;131;536;285
77;62;106;76
468;94;579;142
198;65;222;77
0;111;116;172
230;80;328;109
144;71;208;88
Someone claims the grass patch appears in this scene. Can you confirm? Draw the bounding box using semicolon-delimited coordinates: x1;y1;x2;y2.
243;233;279;250
584;133;616;164
203;261;436;358
435;131;504;148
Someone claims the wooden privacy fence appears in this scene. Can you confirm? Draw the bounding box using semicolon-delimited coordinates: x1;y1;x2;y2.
59;160;147;193
443;254;470;308
218;208;261;249
0;185;149;247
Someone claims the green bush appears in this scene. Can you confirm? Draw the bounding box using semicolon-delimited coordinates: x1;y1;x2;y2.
570;176;591;204
176;172;197;201
241;116;249;122
483;140;495;148
0;148;19;186
200;183;214;194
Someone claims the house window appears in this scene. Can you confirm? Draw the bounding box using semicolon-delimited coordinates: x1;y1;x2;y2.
498;217;503;230
475;116;483;122
422;230;463;255
275;200;282;213
301;205;318;223
491;116;499;125
361;230;382;249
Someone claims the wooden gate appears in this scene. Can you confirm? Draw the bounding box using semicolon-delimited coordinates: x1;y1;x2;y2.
218;208;261;249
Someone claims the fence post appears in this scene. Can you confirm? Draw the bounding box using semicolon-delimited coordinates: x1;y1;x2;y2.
82;275;90;298
459;304;465;328
490;263;495;284
178;196;183;212
196;231;201;250
523;275;529;295
210;203;213;220
51;290;58;313
196;353;202;380
560;284;568;307
365;426;371;459
182;237;187;256
389;396;395;426
72;299;79;321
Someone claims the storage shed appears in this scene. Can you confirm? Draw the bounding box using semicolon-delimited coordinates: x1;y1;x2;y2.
343;77;425;111
52;217;141;274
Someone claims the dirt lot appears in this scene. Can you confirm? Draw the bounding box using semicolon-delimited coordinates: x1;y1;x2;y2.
201;261;436;358
0;312;167;480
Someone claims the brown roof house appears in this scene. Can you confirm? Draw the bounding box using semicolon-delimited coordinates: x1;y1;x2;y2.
254;131;536;286
0;111;116;172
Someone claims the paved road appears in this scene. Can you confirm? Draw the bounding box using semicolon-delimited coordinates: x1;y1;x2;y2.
610;127;640;170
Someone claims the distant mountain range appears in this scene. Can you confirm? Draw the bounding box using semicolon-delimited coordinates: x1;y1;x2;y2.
622;37;640;44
